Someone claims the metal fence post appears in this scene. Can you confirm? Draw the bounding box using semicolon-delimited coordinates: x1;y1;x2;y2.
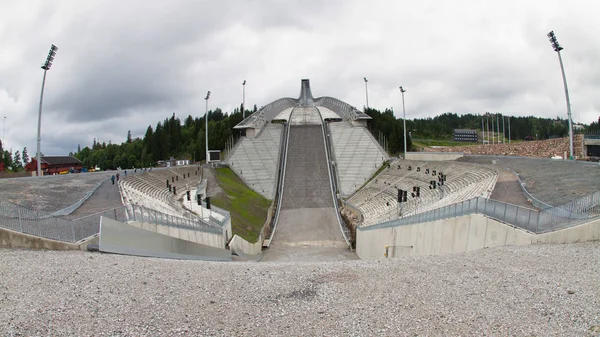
71;221;76;242
17;206;24;232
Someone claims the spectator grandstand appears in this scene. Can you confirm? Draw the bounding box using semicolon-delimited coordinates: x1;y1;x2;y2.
328;121;389;197
119;166;203;217
226;123;283;199
348;160;498;226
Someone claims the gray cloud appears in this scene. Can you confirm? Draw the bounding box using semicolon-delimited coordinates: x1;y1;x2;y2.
0;0;598;156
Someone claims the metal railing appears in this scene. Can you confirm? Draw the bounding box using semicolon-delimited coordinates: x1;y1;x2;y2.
508;168;600;219
359;196;600;234
52;177;110;216
126;204;224;235
235;97;297;129
314;97;369;122
0;201;127;243
0;200;227;243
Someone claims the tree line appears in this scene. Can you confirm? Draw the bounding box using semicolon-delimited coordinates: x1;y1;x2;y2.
1;106;597;172
0;140;29;172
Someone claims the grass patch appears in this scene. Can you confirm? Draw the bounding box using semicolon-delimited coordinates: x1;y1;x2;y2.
211;167;271;243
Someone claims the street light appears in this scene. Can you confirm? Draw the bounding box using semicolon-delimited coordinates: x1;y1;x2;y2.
205;90;211;163
36;44;58;177
242;80;246;119
547;30;574;160
363;77;369;110
399;86;407;159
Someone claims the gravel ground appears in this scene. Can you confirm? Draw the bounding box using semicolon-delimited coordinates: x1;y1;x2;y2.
1;242;599;336
0;172;112;212
458;155;600;206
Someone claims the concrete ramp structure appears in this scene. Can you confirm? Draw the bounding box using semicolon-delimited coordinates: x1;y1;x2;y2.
230;80;370;256
273;107;347;249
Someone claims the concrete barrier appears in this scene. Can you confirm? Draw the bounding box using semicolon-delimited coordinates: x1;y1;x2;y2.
357;213;600;259
405;152;464;161
99;217;230;261
229;234;263;260
0;226;98;250
127;221;225;249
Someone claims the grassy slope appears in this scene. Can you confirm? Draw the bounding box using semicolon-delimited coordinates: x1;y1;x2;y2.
211;167;271;243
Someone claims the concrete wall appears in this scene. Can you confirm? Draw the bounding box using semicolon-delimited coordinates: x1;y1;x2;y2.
127;221;225;248
229;234;263;260
535;218;600;243
0;226;98;250
357;214;600;259
99;217;230;261
405;152;464;161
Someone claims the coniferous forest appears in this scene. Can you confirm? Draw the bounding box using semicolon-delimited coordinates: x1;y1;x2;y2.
16;107;589;171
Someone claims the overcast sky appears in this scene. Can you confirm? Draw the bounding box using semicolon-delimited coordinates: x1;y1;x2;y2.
1;0;599;156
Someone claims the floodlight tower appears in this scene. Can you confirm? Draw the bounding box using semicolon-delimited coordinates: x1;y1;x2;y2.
36;44;58;177
399;86;407;159
363;77;369;110
242;80;246;119
547;30;574;160
205;91;211;163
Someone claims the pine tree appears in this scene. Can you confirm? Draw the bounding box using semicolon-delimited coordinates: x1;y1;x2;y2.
127;130;132;143
22;147;29;166
13;150;22;170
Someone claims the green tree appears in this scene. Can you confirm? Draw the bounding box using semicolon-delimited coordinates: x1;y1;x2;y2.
12;150;22;171
22;147;29;165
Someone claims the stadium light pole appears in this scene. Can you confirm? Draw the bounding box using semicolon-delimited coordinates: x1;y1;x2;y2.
364;77;369;110
36;44;58;177
547;30;574;160
242;80;246;119
502;113;505;144
508;115;511;144
481;116;484;145
205;91;211;164
399;86;407;159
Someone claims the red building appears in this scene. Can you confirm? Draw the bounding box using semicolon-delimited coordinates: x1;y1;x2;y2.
0;161;4;172
25;156;83;175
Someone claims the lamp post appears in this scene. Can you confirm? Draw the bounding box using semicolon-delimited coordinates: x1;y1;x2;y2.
547;30;574;160
36;44;58;177
2;116;6;145
205;91;211;163
399;86;407;159
242;80;246;119
363;77;369;110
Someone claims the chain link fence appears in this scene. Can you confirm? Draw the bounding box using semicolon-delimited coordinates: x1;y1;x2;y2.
0;200;229;243
0;201;127;242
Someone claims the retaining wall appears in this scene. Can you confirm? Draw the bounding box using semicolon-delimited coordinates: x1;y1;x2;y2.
357;214;600;259
405;152;464;161
99;217;230;261
0;226;98;250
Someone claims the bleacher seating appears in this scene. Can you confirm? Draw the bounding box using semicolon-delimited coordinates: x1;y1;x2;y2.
119;166;203;218
328;122;389;197
226;123;283;199
348;159;498;226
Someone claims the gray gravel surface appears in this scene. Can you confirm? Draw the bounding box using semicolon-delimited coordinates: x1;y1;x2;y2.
0;172;112;212
457;155;600;206
1;242;599;336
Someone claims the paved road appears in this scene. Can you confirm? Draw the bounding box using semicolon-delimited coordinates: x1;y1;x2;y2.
489;169;533;208
65;179;124;220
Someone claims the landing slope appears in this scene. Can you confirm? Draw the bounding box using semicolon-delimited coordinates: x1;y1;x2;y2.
270;107;347;253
